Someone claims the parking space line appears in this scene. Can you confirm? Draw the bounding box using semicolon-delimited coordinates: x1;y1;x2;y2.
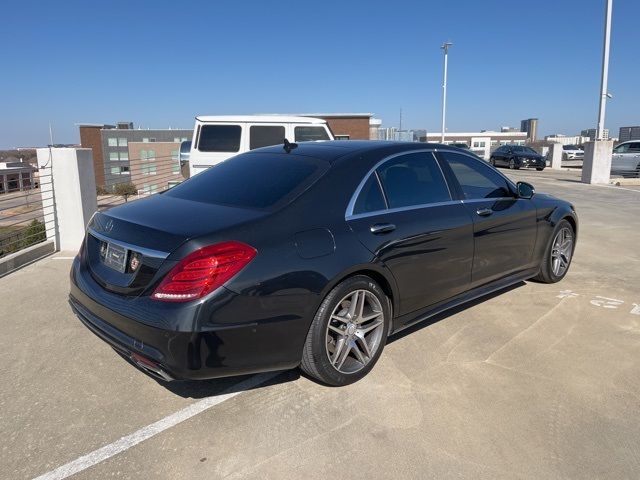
33;372;278;480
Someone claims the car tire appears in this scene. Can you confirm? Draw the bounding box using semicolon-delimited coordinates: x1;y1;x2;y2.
536;167;544;171
300;275;391;386
509;159;519;170
490;158;496;167
532;219;575;283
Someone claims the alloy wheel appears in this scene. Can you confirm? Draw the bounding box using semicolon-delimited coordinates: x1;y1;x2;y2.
509;159;515;169
551;227;573;277
325;289;385;374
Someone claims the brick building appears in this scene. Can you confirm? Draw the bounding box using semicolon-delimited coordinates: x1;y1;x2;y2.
127;142;183;194
78;122;191;190
299;113;373;140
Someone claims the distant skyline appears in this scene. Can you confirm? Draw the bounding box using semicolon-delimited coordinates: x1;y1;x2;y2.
1;0;639;148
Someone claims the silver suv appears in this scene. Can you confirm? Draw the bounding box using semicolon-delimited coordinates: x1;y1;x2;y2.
611;141;640;177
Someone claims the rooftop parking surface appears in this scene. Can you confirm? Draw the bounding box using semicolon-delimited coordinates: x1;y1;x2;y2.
1;168;639;480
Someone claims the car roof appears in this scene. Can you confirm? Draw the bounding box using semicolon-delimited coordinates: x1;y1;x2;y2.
245;140;450;163
195;115;327;124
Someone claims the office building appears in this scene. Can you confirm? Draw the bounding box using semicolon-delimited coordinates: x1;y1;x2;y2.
581;128;609;141
79;122;191;189
619;126;640;143
128;142;183;194
520;118;538;142
0;161;37;194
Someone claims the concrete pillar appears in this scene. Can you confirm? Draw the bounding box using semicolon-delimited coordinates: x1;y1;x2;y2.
581;140;613;184
36;148;97;252
549;143;564;170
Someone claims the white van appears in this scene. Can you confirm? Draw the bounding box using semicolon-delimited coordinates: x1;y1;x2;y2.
185;115;334;177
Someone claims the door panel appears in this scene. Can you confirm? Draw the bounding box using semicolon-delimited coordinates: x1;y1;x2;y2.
348;204;473;315
461;198;537;286
439;151;538;287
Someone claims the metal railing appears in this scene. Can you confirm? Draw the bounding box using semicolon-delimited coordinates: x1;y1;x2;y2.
0;168;55;259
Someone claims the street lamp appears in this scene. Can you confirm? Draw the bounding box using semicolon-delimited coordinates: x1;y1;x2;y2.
596;0;613;140
440;42;452;143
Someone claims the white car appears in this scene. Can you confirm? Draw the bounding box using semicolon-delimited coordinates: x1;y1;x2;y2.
562;145;584;160
185;115;334;177
611;141;640;177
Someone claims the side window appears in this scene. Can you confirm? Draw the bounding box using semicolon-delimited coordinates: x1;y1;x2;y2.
442;152;512;199
295;126;330;142
628;143;640;153
198;125;242;152
249;125;285;149
377;153;451;209
353;174;386;215
614;144;629;153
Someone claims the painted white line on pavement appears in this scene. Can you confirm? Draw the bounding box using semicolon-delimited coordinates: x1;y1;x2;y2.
51;257;75;260
33;372;278;480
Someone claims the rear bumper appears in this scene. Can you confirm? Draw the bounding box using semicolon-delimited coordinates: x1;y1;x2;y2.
69;258;311;381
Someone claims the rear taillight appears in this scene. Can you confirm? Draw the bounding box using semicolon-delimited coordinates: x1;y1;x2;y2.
151;241;256;302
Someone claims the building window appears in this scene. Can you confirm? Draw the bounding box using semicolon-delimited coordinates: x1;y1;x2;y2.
141;164;157;175
120;152;128;162
142;138;149;143
140;150;155;161
171;150;179;162
473;141;486;148
109;152;119;161
110;166;120;175
121;166;130;174
118;138;128;147
108;138;118;147
172;163;180;174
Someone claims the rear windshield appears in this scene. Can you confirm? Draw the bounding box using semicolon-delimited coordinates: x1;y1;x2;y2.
164;152;328;209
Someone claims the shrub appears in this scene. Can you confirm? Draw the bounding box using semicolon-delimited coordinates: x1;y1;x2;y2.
113;182;137;202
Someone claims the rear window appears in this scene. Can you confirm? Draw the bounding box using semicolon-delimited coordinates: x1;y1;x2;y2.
164;153;328;209
295;126;330;142
198;125;241;152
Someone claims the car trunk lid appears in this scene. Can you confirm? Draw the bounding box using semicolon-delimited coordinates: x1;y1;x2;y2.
84;194;264;296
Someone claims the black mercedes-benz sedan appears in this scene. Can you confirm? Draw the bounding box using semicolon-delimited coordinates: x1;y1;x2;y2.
490;145;546;171
70;141;577;386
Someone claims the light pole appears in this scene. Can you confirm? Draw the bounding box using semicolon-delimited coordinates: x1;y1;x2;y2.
440;42;452;143
596;0;613;140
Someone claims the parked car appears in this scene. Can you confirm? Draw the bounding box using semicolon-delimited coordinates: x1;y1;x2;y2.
489;145;546;170
611;141;640;177
448;142;470;149
562;145;584;160
70;141;577;386
185;115;334;177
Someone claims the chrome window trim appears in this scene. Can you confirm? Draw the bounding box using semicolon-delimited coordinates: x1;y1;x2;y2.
461;197;517;204
88;228;169;260
345;148;453;220
347;200;464;221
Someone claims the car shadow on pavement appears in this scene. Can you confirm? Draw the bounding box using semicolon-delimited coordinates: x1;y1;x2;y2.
158;369;300;399
388;281;526;344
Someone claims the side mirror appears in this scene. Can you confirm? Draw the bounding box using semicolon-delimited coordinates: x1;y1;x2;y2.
516;181;535;199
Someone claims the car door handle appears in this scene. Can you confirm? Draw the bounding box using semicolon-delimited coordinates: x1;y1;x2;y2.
476;208;493;217
370;223;396;234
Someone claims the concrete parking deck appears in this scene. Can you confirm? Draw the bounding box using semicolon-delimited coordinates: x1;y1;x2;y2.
1;169;639;480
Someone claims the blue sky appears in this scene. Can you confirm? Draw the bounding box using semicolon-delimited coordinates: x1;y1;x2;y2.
1;0;638;148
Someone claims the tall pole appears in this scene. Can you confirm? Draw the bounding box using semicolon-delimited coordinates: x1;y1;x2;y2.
440;42;452;143
596;0;613;140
